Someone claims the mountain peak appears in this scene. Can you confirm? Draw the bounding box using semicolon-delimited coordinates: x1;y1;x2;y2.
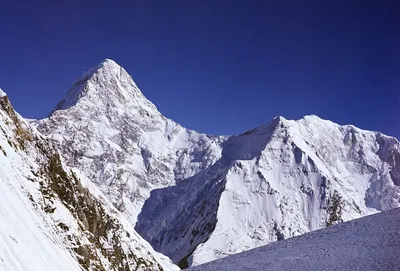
79;58;126;82
50;59;146;114
296;114;335;127
95;58;123;74
100;58;118;65
273;116;287;122
301;114;321;121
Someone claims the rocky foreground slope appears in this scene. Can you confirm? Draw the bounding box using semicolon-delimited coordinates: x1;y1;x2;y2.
189;207;400;271
35;59;400;268
0;89;177;270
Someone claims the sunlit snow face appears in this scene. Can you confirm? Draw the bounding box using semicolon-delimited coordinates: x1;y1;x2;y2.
0;88;7;98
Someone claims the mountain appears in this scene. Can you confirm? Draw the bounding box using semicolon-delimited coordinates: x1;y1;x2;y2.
0;89;178;270
36;59;222;227
35;59;400;268
189;207;400;271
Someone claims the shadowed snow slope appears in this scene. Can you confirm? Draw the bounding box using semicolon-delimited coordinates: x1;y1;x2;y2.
0;91;178;270
36;59;400;267
189;207;400;271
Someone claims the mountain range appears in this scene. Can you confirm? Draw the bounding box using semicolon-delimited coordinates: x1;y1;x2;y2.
1;59;399;270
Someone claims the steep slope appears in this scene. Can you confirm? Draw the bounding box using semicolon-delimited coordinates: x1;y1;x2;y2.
189;207;400;271
0;92;80;271
137;115;400;267
0;89;177;270
182;116;400;266
36;59;400;267
36;59;223;226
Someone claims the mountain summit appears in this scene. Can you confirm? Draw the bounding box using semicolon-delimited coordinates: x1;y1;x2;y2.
35;59;400;268
36;59;221;226
52;58;148;113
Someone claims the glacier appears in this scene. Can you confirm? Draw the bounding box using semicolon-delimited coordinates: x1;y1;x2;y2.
34;59;400;268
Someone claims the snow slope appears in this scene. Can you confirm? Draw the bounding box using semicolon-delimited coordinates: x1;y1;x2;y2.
189;207;400;271
0;91;177;270
36;59;400;267
0;145;81;270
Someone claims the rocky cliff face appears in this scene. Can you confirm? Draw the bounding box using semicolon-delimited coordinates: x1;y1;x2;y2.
0;89;177;270
35;59;400;267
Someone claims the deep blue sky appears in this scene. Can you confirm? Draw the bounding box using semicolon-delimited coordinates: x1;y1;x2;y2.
0;1;399;137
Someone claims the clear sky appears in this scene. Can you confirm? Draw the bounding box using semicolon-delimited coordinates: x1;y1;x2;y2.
0;1;399;137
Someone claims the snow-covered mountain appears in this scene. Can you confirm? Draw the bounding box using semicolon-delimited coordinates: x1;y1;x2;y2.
35;59;400;268
36;59;223;228
0;89;178;270
189;207;400;271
